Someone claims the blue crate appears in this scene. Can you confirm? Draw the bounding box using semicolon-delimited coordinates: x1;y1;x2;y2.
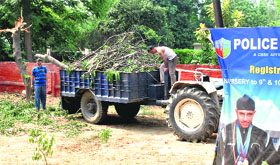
60;70;161;103
60;70;65;93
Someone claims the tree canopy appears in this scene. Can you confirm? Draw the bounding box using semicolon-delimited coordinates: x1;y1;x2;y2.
0;0;280;62
0;0;115;61
84;0;173;50
150;0;213;48
207;0;278;27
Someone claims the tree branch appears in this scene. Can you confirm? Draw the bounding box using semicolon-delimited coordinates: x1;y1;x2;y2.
35;53;68;69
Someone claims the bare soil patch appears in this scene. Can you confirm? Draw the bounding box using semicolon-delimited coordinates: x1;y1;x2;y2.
0;93;216;164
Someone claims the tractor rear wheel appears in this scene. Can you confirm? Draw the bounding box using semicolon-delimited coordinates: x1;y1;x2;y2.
165;87;219;142
114;103;140;120
80;91;108;124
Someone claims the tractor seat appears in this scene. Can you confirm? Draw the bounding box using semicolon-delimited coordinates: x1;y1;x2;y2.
199;75;210;82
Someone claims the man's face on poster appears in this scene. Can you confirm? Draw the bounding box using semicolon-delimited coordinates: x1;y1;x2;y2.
235;110;256;128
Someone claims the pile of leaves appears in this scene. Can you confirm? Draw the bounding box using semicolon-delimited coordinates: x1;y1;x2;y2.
70;32;161;74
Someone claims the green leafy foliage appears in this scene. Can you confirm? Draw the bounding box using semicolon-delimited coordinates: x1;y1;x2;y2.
98;128;112;143
80;73;89;80
89;70;96;88
66;65;74;75
88;0;172;49
92;0;214;49
1;0;278;63
175;49;199;64
139;106;155;116
74;32;162;73
91;71;96;77
193;23;218;65
262;161;269;165
206;0;278;28
0;98;67;135
230;0;278;27
174;48;217;65
151;0;214;48
60;121;88;138
0;96;35;135
104;69;120;83
81;60;90;71
275;0;280;25
194;0;278;65
36;113;54;126
51;108;68;117
0;95;86;137
0;0;115;61
206;0;243;27
29;129;54;164
24;74;31;79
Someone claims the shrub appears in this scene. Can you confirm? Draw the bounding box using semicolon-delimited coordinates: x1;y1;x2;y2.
98;128;112;143
29;129;54;164
174;48;218;65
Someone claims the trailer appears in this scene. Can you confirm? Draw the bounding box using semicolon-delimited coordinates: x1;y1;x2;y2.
60;67;222;141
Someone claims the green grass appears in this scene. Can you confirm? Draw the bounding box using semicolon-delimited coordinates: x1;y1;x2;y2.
0;94;113;145
139;106;165;118
139;106;156;116
98;128;112;143
58;121;88;138
0;95;88;137
0;96;35;134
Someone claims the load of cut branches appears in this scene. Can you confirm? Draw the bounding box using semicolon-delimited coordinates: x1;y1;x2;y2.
35;31;162;82
70;31;161;75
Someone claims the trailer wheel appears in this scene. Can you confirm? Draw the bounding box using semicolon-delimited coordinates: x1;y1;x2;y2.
114;103;140;119
80;91;108;124
165;87;219;142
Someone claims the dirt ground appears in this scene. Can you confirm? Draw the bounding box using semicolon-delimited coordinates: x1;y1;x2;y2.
0;93;217;165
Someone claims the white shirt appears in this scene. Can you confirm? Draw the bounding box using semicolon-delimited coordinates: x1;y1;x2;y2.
156;46;177;60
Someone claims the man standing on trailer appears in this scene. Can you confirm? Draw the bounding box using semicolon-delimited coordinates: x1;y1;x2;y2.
147;46;178;86
31;58;48;111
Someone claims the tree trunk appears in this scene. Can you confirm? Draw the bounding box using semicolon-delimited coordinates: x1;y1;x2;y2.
23;0;33;62
13;30;32;101
35;53;68;69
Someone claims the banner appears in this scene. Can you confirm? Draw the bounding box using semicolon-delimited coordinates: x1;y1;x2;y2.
210;27;280;164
